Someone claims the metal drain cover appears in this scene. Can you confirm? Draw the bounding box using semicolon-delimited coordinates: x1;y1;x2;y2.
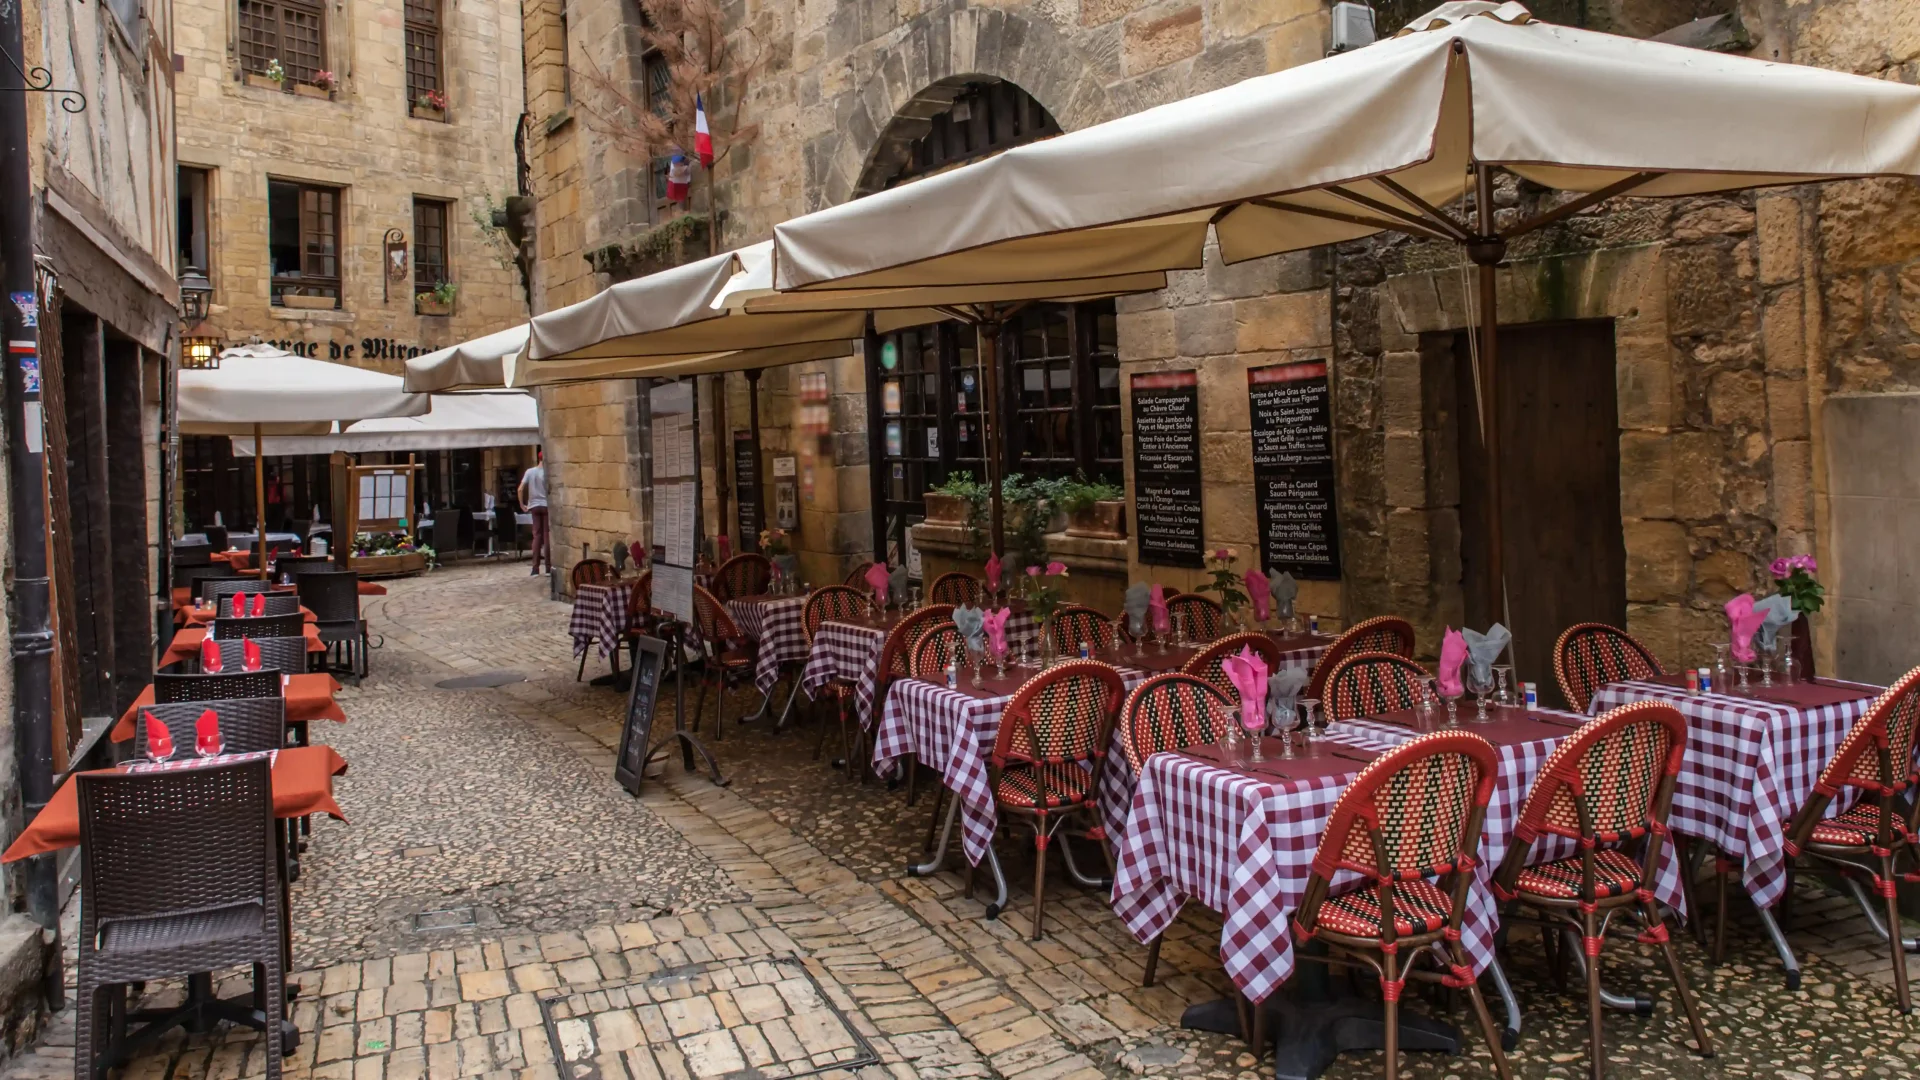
409;906;478;932
436;670;526;689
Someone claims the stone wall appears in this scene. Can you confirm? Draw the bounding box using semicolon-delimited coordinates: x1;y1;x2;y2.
174;0;527;370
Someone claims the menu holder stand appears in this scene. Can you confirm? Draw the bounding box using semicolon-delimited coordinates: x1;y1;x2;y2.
632;621;728;791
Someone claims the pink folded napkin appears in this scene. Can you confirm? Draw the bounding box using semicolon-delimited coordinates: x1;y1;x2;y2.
864;562;892;607
144;711;173;761
1438;628;1467;697
242;638;263;672
201;636;224;672
1149;584;1170;635
250;593;266;617
1221;646;1270;718
983;607;1012;660
984;554;1002;593
1245;569;1271;621
716;535;731;562
1726;593;1764;664
195;709;222;756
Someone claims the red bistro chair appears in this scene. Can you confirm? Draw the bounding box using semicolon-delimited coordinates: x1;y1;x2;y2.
1493;701;1710;1077
1305;616;1417;703
1180;632;1285;701
802;585;871;765
874;604;954;792
1294;730;1510;1080
1324;652;1430;722
1166;592;1228;642
928;572;985;607
989;660;1127;939
689;585;756;741
712;553;774;602
1552;623;1664;713
1044;604;1119;657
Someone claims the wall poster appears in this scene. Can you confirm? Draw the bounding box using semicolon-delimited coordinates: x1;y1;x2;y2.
733;430;760;550
1129;370;1204;568
1248;360;1342;580
648;379;699;621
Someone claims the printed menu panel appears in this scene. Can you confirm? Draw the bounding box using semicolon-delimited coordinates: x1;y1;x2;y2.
649;380;699;620
1248;361;1342;580
1130;370;1204;568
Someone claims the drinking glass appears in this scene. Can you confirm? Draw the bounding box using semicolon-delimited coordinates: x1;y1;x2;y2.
196;729;223;758
1299;699;1322;745
992;643;1008;680
1466;666;1495;722
1156;623;1170;655
1759;641;1776;687
967;646;985;689
1711;643;1731;688
1440;683;1464;727
910;586;923;612
1219;711;1246;766
1493;665;1515;706
1736;660;1753;690
1418;677;1438;716
1242;707;1267;763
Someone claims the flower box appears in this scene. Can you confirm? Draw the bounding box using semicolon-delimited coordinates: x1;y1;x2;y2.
411;104;447;122
349;552;427;577
246;74;286;92
293;83;332;100
415;295;453;317
1065;499;1127;540
278;292;337;310
922;492;972;526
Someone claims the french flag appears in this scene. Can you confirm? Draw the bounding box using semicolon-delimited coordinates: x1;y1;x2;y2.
694;94;713;168
666;155;691;202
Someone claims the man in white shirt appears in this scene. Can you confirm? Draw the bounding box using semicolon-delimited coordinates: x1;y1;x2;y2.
517;450;549;576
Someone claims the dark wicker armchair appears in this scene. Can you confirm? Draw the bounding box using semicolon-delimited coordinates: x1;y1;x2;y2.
296;571;367;679
154;670;283;704
212;613;304;641
203;637;308;677
136;699;288;756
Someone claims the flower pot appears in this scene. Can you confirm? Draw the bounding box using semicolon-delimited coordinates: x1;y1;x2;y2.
246;74;286;92
415;295;453;316
1066;499;1127;540
294;83;332;99
278;292;337;310
349;552;427;577
1009;501;1067;536
922;491;972;526
1789;615;1816;679
411;104;447;122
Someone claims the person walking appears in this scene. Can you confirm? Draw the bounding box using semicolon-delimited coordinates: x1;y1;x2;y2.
517;450;549;576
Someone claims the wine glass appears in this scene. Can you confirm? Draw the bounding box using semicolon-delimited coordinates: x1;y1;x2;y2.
1493;664;1515;706
1298;698;1322;746
1736;655;1753;690
1711;643;1732;689
1466;665;1495;722
1439;680;1464;727
196;726;224;758
991;641;1008;680
1759;639;1776;687
1242;706;1267;763
1418;676;1438;717
967;645;985;689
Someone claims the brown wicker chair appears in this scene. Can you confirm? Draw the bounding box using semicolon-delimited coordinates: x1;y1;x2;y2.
1117;672;1232;986
202;579;275;607
570;558;615;590
989;660;1127;939
1552;623;1664;712
295;570;367;679
137;699;288;756
1493;702;1710;1071
1324;651;1431;722
1044;604;1119;657
910;622;969;679
1305;615;1417;702
928;572;985;607
1293;731;1509;1080
875;604;956;793
77;759;287;1080
1770;666;1920;1012
1165;592;1228;642
212;613;304;641
1179;632;1285;700
201;636;308;677
802;586;871;765
712;554;774;602
206;593;300;619
690;585;757;741
153;670;282;704
844;561;875;587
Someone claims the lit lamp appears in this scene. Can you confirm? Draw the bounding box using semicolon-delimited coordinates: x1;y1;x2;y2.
178;266;222;369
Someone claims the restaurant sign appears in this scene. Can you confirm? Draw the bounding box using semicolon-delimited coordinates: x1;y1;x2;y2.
1129;370;1204;568
1248;360;1341;580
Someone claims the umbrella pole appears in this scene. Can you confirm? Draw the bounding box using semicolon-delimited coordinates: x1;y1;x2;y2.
976;321;1006;556
253;423;269;579
1470;164;1507;627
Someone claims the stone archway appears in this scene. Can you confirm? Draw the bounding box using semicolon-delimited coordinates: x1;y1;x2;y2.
855;75;1058;198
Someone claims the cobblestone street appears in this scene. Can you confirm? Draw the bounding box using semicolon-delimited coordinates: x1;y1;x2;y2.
10;562;1919;1080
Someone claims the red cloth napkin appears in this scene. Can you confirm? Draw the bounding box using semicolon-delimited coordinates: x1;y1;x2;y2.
144;711;173;760
1438;627;1467;697
1726;593;1764;664
242;638;263;672
201;636;224;672
1149;585;1170;635
984;554;1002;593
195;709;221;756
1245;570;1271;622
864;562;891;607
230;592;245;618
250;593;266;617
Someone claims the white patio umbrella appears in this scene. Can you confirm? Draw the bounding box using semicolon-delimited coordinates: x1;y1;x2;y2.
769;0;1920;608
231;391;539;455
179;343;429;572
403;325;531;393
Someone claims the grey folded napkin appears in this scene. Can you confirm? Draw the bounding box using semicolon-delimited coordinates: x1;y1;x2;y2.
889;564;909;605
1266;668;1310;730
1461;623;1511;687
1754;594;1799;652
1269;570;1297;620
952;605;985;653
1124;583;1151;638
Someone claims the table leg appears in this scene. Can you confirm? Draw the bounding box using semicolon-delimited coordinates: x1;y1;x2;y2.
1483;957;1522;1050
771;673;803;732
1752;900;1802;991
905;792;1009;918
1180;986;1460;1080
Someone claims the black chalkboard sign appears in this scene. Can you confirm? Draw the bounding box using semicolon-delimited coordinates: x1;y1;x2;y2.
1130;370;1205;568
614;636;668;795
1249;361;1341;580
733;430;760;552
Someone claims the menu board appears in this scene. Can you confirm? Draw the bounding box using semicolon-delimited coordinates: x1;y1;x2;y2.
649;380;699;621
613;635;668;795
1130;370;1204;568
1249;361;1342;579
733;430;760;551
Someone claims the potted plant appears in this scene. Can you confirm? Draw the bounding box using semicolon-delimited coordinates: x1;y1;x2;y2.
416;280;457;316
1002;473;1068;570
923;471;986;526
350;530;431;576
760;527;797;582
1019;562;1070;663
1199;547;1251;627
1771;553;1824;677
412;89;448;120
297;69;336;99
247;58;287;92
1060;474;1126;540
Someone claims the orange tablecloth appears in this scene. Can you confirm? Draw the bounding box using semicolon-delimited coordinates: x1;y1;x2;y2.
178;604;317;629
160;624;325;669
2;746;348;862
111;672;346;742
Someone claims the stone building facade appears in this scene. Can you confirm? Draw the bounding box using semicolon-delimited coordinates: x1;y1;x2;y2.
522;0;1920;684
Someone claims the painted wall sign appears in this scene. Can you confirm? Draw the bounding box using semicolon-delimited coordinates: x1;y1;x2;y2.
1248;360;1342;580
1129;369;1204;568
733;429;760;550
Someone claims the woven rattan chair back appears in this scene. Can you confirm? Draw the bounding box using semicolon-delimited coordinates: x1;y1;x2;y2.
1306;615;1417;701
1511;701;1685;857
173;542;214;569
212;613;304;641
272;555;335;584
137;699;288;755
79;756;277;921
844;561;875;587
1325;652;1431;722
296;571;361;624
208;591;295;621
802;585;869;641
1552;622;1665;712
1804;665;1920;807
205;636;307;676
1180;633;1285;699
992;660;1127;771
929;573;985;606
691;585;744;650
712;554;773;601
1165;593;1227;642
154;670;282;704
626;573;654;624
880;605;956;681
1044;605;1118;656
910;622;969;678
1118;673;1231;771
571;559;614;590
203;579;274;606
1312;730;1497;886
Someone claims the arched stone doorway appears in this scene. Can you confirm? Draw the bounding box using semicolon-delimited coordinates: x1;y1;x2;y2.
854;76;1061;197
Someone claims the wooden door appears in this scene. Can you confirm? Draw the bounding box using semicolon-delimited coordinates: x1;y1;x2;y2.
1455;319;1626;710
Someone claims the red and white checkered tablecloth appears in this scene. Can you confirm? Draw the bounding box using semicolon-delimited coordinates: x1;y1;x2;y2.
1588;679;1878;909
568;581;644;659
727;596;810;693
802;612;1040;728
